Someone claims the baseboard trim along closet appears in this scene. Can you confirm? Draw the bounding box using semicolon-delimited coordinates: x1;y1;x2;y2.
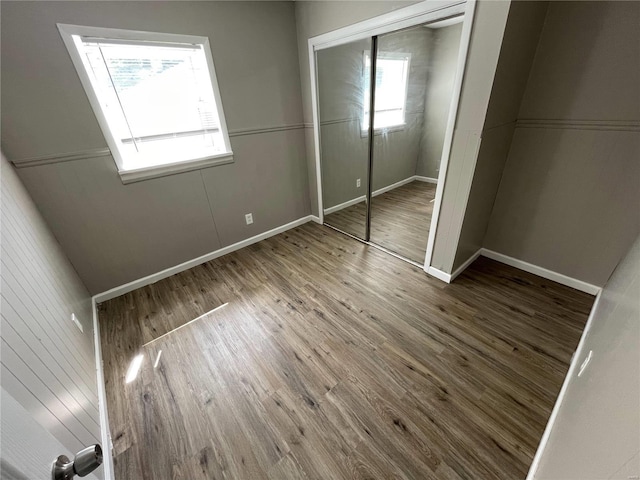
525;290;602;479
426;266;452;283
480;248;602;295
429;248;602;295
413;175;438;184
324;196;367;215
92;298;115;480
450;248;483;281
93;215;316;303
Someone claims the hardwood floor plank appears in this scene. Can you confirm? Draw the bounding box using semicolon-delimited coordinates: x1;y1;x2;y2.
98;222;592;479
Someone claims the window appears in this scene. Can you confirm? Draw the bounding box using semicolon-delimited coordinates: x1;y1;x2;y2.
58;24;232;182
362;51;411;132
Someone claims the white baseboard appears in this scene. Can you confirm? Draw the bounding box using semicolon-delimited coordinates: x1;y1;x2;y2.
428;248;602;296
480;248;601;295
94;215;316;303
323;195;366;215
324;175;436;216
414;175;438;184
525;290;602;479
91;298;114;479
372;175;417;197
427;266;451;283
310;215;322;224
450;248;482;281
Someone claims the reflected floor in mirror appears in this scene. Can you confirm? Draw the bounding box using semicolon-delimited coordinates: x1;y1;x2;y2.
325;180;436;263
99;223;593;479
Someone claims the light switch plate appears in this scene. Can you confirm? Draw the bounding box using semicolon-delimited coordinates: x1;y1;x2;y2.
71;313;83;333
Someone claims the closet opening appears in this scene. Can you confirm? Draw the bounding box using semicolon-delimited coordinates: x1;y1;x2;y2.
310;1;474;270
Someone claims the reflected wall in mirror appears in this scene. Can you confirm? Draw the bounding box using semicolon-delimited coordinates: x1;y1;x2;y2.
369;18;464;263
317;38;371;240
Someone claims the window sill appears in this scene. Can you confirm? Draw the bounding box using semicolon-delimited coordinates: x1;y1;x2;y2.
119;152;234;184
360;123;406;138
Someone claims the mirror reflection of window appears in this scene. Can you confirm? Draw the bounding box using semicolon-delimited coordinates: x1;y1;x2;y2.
362;51;411;131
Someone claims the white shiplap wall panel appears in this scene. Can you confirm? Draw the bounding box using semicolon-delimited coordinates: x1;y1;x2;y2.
0;153;101;457
0;307;99;422
0;365;81;451
1;249;95;377
0;279;98;403
0;339;97;445
0;193;96;362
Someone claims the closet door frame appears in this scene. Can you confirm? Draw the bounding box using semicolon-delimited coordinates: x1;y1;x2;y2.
309;0;475;274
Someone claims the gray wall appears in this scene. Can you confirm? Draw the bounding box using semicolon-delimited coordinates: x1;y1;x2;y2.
532;234;640;479
483;0;640;287
416;22;463;178
0;153;102;467
453;1;549;269
1;1;310;294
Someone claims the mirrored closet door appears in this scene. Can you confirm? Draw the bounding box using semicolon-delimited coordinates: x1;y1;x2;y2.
317;37;373;241
316;15;464;265
370;20;463;263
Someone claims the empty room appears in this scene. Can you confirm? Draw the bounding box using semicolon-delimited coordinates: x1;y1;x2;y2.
1;1;638;479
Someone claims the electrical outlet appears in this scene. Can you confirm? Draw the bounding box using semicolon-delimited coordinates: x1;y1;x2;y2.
356;178;361;188
71;313;84;333
245;213;253;225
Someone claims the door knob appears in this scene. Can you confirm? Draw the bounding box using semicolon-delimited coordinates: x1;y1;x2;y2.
51;444;102;479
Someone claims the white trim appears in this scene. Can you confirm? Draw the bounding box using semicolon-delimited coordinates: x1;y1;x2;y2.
91;297;114;479
525;290;602;480
516;118;640;132
119;152;233;184
310;215;322;224
323;175;421;215
422;0;477;275
57;24;233;180
372;175;417;197
309;40;324;224
324;196;367;215
427;266;451;283
450;248;482;281
10;123;307;170
311;1;466;50
480;249;602;295
94;215;316;302
228;123;305;137
414;175;438;184
11;148;112;168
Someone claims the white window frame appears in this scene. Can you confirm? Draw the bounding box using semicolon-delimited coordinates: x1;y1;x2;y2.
57;24;233;184
362;50;412;136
